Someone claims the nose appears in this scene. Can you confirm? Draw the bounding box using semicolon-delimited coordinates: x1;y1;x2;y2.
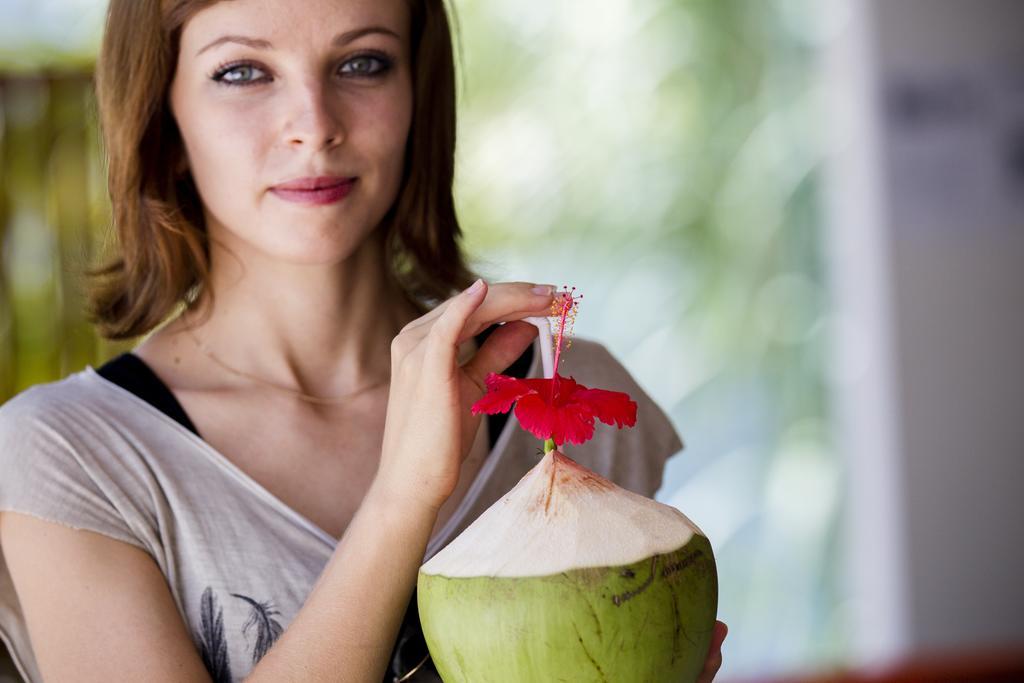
281;78;346;150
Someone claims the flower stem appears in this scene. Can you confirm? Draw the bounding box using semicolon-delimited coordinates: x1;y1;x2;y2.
543;438;556;454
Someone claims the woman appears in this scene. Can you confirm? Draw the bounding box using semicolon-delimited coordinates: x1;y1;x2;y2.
0;0;726;680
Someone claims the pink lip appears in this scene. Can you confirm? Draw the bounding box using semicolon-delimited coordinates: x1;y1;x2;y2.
270;176;357;205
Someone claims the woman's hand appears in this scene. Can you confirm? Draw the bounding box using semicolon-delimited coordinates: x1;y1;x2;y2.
696;620;729;683
375;279;554;513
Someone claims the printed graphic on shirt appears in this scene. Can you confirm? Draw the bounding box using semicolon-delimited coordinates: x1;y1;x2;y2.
231;592;284;665
196;587;232;683
194;586;284;682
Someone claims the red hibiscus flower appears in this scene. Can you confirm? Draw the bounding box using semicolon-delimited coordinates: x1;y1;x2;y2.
470;287;637;448
471;372;637;446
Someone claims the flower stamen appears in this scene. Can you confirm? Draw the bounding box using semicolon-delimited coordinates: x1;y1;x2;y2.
550;286;583;378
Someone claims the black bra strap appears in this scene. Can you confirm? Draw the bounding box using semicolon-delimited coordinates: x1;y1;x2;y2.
97;352;202;438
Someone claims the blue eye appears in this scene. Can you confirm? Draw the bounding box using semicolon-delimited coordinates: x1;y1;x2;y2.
212;62;268;85
210;53;393;87
341;54;392;77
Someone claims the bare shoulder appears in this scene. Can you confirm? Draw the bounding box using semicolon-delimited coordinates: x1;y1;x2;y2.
0;511;212;682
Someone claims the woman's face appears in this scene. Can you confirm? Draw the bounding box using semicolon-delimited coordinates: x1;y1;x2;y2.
169;0;412;265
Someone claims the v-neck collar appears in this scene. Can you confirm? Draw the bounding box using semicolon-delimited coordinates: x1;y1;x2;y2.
82;337;541;556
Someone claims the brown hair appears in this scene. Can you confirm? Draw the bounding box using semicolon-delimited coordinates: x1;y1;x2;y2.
88;0;477;339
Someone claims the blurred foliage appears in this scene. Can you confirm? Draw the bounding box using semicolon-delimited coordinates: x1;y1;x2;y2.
0;0;842;678
0;71;129;400
0;0;105;72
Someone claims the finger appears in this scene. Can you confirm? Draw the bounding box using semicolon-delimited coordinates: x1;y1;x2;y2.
695;650;723;683
394;279;489;353
710;621;728;650
405;281;554;338
454;283;555;344
460;321;538;393
695;621;728;683
400;280;518;332
423;279;490;374
411;280;557;339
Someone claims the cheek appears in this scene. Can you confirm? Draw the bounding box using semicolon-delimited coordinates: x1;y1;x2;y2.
364;88;413;178
177;101;269;209
182;103;254;163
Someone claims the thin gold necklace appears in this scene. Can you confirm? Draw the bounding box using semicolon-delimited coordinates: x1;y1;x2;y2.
185;328;389;405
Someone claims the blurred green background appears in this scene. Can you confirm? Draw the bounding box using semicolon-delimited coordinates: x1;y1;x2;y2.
0;0;838;679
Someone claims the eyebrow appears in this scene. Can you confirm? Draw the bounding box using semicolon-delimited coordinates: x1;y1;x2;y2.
195;26;400;57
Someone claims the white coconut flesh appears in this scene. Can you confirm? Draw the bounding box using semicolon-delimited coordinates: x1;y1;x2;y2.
420;449;704;578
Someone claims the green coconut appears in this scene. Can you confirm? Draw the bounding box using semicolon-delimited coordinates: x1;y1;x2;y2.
417;448;718;683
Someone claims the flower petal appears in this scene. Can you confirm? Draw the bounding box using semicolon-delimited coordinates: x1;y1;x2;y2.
552;400;597;446
513;391;597;446
571;387;638;428
470;373;535;415
512;394;559;441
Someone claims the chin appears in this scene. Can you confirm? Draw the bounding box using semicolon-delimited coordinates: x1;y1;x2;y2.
263;240;365;267
207;202;387;268
262;225;380;267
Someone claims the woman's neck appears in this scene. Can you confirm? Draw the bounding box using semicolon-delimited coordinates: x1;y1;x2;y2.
166;231;421;400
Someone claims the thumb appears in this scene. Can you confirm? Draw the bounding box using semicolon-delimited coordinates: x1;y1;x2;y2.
461;321;538;393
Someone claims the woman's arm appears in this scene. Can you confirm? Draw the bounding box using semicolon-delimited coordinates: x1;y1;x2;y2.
244;480;437;681
2;488;436;683
2;486;436;683
1;510;216;683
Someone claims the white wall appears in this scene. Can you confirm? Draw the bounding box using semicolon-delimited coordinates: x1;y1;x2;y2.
826;0;1024;664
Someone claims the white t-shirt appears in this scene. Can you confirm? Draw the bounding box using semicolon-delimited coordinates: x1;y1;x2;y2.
0;336;683;682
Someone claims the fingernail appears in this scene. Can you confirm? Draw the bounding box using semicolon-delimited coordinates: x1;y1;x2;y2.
532;285;554;296
465;278;485;294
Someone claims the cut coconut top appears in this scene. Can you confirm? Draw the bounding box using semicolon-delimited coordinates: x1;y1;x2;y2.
420;450;702;578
